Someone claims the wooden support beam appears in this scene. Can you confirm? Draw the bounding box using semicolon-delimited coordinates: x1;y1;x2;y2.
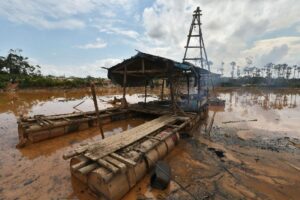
78;163;98;174
122;65;128;108
97;158;119;174
72;159;90;171
144;80;147;104
110;153;136;167
187;75;190;104
161;79;164;100
104;156;127;173
91;83;104;139
168;62;176;114
142;58;145;73
112;69;167;74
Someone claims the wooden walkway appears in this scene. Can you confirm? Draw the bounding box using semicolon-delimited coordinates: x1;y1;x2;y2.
84;115;177;160
64;114;179;161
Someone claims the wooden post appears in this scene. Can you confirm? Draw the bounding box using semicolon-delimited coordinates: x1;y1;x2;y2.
90;83;104;139
142;58;145;73
122;65;127;108
167;62;176;114
144;80;147;104
160;79;164;100
187;75;190;104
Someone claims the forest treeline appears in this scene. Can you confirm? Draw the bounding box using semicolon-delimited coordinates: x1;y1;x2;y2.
0;49;105;89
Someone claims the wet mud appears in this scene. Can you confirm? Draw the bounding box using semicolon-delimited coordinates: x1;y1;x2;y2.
0;87;300;200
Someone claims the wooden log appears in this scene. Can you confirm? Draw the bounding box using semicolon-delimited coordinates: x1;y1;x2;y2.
72;157;90;171
110;153;136;167
78;163;99;175
104;156;127;173
97;158;119;174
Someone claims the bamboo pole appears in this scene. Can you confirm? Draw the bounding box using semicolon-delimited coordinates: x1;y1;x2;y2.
91;83;104;139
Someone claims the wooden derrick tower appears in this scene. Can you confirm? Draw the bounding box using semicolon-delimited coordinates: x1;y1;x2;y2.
183;7;210;72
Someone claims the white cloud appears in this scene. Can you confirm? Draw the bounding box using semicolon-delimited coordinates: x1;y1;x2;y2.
0;0;137;29
93;19;140;39
77;38;107;49
140;0;300;76
39;58;121;77
242;37;300;66
297;25;300;33
1;0;300;78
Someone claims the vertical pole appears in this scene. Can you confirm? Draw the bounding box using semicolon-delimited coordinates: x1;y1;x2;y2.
168;62;176;114
122;65;127;107
142;59;145;73
187;75;190;104
90;83;104;139
144;80;147;104
160;79;164;100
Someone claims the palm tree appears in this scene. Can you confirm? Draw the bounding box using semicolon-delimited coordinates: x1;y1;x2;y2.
286;66;292;79
281;64;288;79
243;67;250;77
261;67;266;78
219;61;224;76
266;63;273;78
256;68;261;77
274;64;281;78
230;61;236;78
237;66;241;78
293;65;297;79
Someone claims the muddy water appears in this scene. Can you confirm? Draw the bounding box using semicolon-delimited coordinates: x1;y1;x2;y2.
212;87;300;138
0;87;299;200
0;88;159;200
123;87;300;200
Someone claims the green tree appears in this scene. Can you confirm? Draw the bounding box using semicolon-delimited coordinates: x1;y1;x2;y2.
1;49;40;76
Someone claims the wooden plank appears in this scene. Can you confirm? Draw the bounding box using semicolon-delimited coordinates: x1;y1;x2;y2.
104;156;127;173
72;159;90;171
78;163;98;174
84;115;177;161
97;158;119;174
110;153;136;167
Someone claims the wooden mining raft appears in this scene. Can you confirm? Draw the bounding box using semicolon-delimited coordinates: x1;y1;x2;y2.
18;7;214;200
63;114;194;200
16;107;132;147
62;46;212;199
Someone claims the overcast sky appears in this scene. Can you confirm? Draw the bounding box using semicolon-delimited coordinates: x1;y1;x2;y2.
0;0;299;77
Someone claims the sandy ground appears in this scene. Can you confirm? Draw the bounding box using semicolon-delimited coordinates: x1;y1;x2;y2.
0;87;299;200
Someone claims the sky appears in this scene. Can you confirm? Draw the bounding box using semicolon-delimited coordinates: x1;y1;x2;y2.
0;0;300;77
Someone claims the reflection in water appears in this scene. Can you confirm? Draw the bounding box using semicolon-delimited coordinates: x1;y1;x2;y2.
212;88;300;139
0;87;162;116
223;89;298;111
